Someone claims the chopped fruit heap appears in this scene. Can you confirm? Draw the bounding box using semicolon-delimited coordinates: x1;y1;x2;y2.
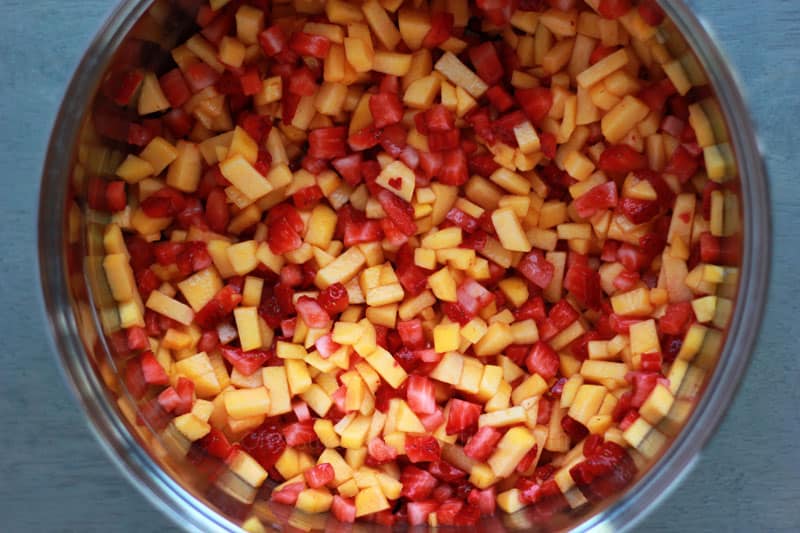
90;0;740;527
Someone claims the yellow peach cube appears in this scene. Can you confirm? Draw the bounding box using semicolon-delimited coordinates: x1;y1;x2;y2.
365;346;408;388
355;486;390;517
473;322;514;356
228;449;268;487
224;387;270;419
234;307;262;351
487;426;536;478
434;322;460;353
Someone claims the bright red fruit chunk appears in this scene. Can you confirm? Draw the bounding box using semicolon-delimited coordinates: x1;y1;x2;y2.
469;42;504;85
271;482;304;505
376;189;417;236
220;346;271;376
308;126;347;159
660;301;695;335
405;435;441;462
526;341;560;380
406;375;436;415
464;426;503;461
598;0;631;19
516;87;553;123
289;31;331;58
370;93;404;128
422;12;454;49
401;466;438;501
241;424;286;469
295;296;332;328
564;263;603;309
368;437;399;464
331;496;356;523
446;399;481;435
517;249;555;288
598;144;648;174
304;462;335;488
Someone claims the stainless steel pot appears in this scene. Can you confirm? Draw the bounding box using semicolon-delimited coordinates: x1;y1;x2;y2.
38;1;770;531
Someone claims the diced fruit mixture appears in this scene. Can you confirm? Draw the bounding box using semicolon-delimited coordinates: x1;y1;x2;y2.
90;0;740;526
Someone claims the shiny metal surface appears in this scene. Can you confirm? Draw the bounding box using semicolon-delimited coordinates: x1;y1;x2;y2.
38;1;770;531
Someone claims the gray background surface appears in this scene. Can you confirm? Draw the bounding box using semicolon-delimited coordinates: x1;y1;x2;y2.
1;0;798;531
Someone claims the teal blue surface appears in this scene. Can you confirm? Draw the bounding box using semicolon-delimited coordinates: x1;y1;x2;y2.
0;1;797;531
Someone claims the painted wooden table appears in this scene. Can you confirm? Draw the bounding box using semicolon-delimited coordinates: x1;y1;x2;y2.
0;1;798;531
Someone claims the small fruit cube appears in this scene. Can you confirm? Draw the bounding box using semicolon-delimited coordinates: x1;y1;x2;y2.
487;426;536;478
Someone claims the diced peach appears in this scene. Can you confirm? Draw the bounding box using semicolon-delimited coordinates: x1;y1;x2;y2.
487;426;537;477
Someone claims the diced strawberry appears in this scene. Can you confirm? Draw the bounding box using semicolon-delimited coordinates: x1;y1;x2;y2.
304;462;334;488
445;399;481;435
397;319;425;349
469;42;504;85
516;87;553;124
219;346;271;376
159;68;191;107
378;124;408;157
331;496;356;523
401;466;438;501
438;148;469;185
332;153;363;185
348;125;382;152
619;197;660;224
640;351;663;372
292;184;324;209
422;11;453;49
270;481;305;505
574;181;618;219
638;0;665;25
517;249;555;288
282;420;318;447
405;435;441;463
626;371;660;408
486;85;515;112
344;218;383;246
163;108;193;137
664;144;700;182
157;386;181;413
598;144;648;174
289;31;331;58
367;437;399;464
295;296;332;328
660;301;694;335
456;278;495;317
564;263;603;310
525;341;560;380
380;217;410;247
195;285;242;329
438;498;480;525
425;105;456;132
406;375;436;415
308;126;347;160
561;415;589;443
125;325;148;352
419;408;444;432
515;296;547;322
407;501;439;526
639;78;677;112
197;427;233;459
258;25;286;56
369;92;404;128
184;62;220;93
239;67;262;96
140;350;169;386
464;426;502;461
598;0;631;19
376;189;417;236
468;487;497;516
